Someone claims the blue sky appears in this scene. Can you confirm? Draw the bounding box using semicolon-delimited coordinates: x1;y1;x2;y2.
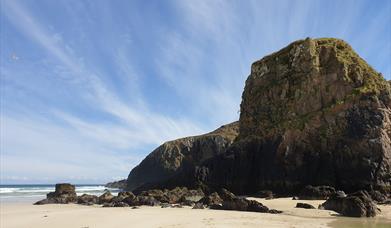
1;0;390;184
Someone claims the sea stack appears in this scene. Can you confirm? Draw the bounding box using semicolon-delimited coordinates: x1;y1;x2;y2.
127;38;391;195
205;38;391;194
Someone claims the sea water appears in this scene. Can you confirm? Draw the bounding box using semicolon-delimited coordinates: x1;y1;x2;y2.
0;184;120;203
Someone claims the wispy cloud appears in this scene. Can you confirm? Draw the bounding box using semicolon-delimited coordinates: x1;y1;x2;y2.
1;0;205;183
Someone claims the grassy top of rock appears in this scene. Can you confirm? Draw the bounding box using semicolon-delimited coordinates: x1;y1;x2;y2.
252;38;388;97
240;37;390;138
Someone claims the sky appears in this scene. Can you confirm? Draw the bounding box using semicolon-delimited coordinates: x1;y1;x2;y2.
1;0;390;184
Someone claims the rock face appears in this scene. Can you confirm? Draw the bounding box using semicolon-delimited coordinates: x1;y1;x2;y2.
321;190;379;217
105;179;127;189
78;194;98;205
126;122;239;191
200;38;391;194
34;183;77;205
125;38;391;196
299;185;336;200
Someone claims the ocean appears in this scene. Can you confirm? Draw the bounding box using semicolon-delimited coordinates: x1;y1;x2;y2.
0;184;120;203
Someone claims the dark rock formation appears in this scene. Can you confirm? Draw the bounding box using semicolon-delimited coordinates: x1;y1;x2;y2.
320;190;380;217
198;192;223;206
117;191;136;199
200;190;281;214
219;188;236;201
295;202;316;209
105;179;127;189
299;185;336;200
216;197;275;213
335;191;347;198
77;194;98;205
138;187;204;204
180;198;195;206
124;38;390;196
255;190;274;199
136;196;160;206
221;197;251;211
191;38;391;194
368;190;388;203
34;183;77;205
192;202;205;209
113;202;129;207
98;191;114;204
126;122;239;191
246;200;270;212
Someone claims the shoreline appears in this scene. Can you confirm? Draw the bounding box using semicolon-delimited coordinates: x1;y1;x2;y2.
1;197;390;228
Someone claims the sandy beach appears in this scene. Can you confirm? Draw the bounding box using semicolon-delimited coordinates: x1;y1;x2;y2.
1;198;390;228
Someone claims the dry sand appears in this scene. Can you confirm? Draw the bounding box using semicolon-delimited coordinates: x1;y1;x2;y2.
1;198;390;228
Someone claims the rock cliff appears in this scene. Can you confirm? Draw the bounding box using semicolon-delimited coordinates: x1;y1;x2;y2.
126;122;239;190
202;38;391;194
126;38;391;195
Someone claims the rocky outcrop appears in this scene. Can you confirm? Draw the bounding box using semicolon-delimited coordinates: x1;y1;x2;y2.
105;179;127;189
299;185;336;200
255;190;274;199
198;189;282;214
196;38;391;194
34;183;77;205
98;191;114;204
124;38;390;197
198;192;223;206
320;190;380;217
126;122;239;191
295;202;315;209
138;187;204;204
78;194;98;205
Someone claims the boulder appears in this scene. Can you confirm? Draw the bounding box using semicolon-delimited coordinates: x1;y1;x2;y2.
113;202;129;207
192;202;205;209
77;194;98;205
136;196;160;206
219;188;236;201
269;209;283;214
102;202;115;207
198;192;223;206
161;203;170;208
247;200;270;212
221;197;249;211
182;188;205;202
212;197;271;213
321;190;380;217
335;191;347;198
179;197;195;206
255;190;274;199
98;191;114;204
299;185;336;200
34;183;77;205
378;199;391;205
166;187;188;203
122;195;139;206
118;191;136;199
34;199;53;205
368;190;388;203
139;189;169;203
295;203;315;209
